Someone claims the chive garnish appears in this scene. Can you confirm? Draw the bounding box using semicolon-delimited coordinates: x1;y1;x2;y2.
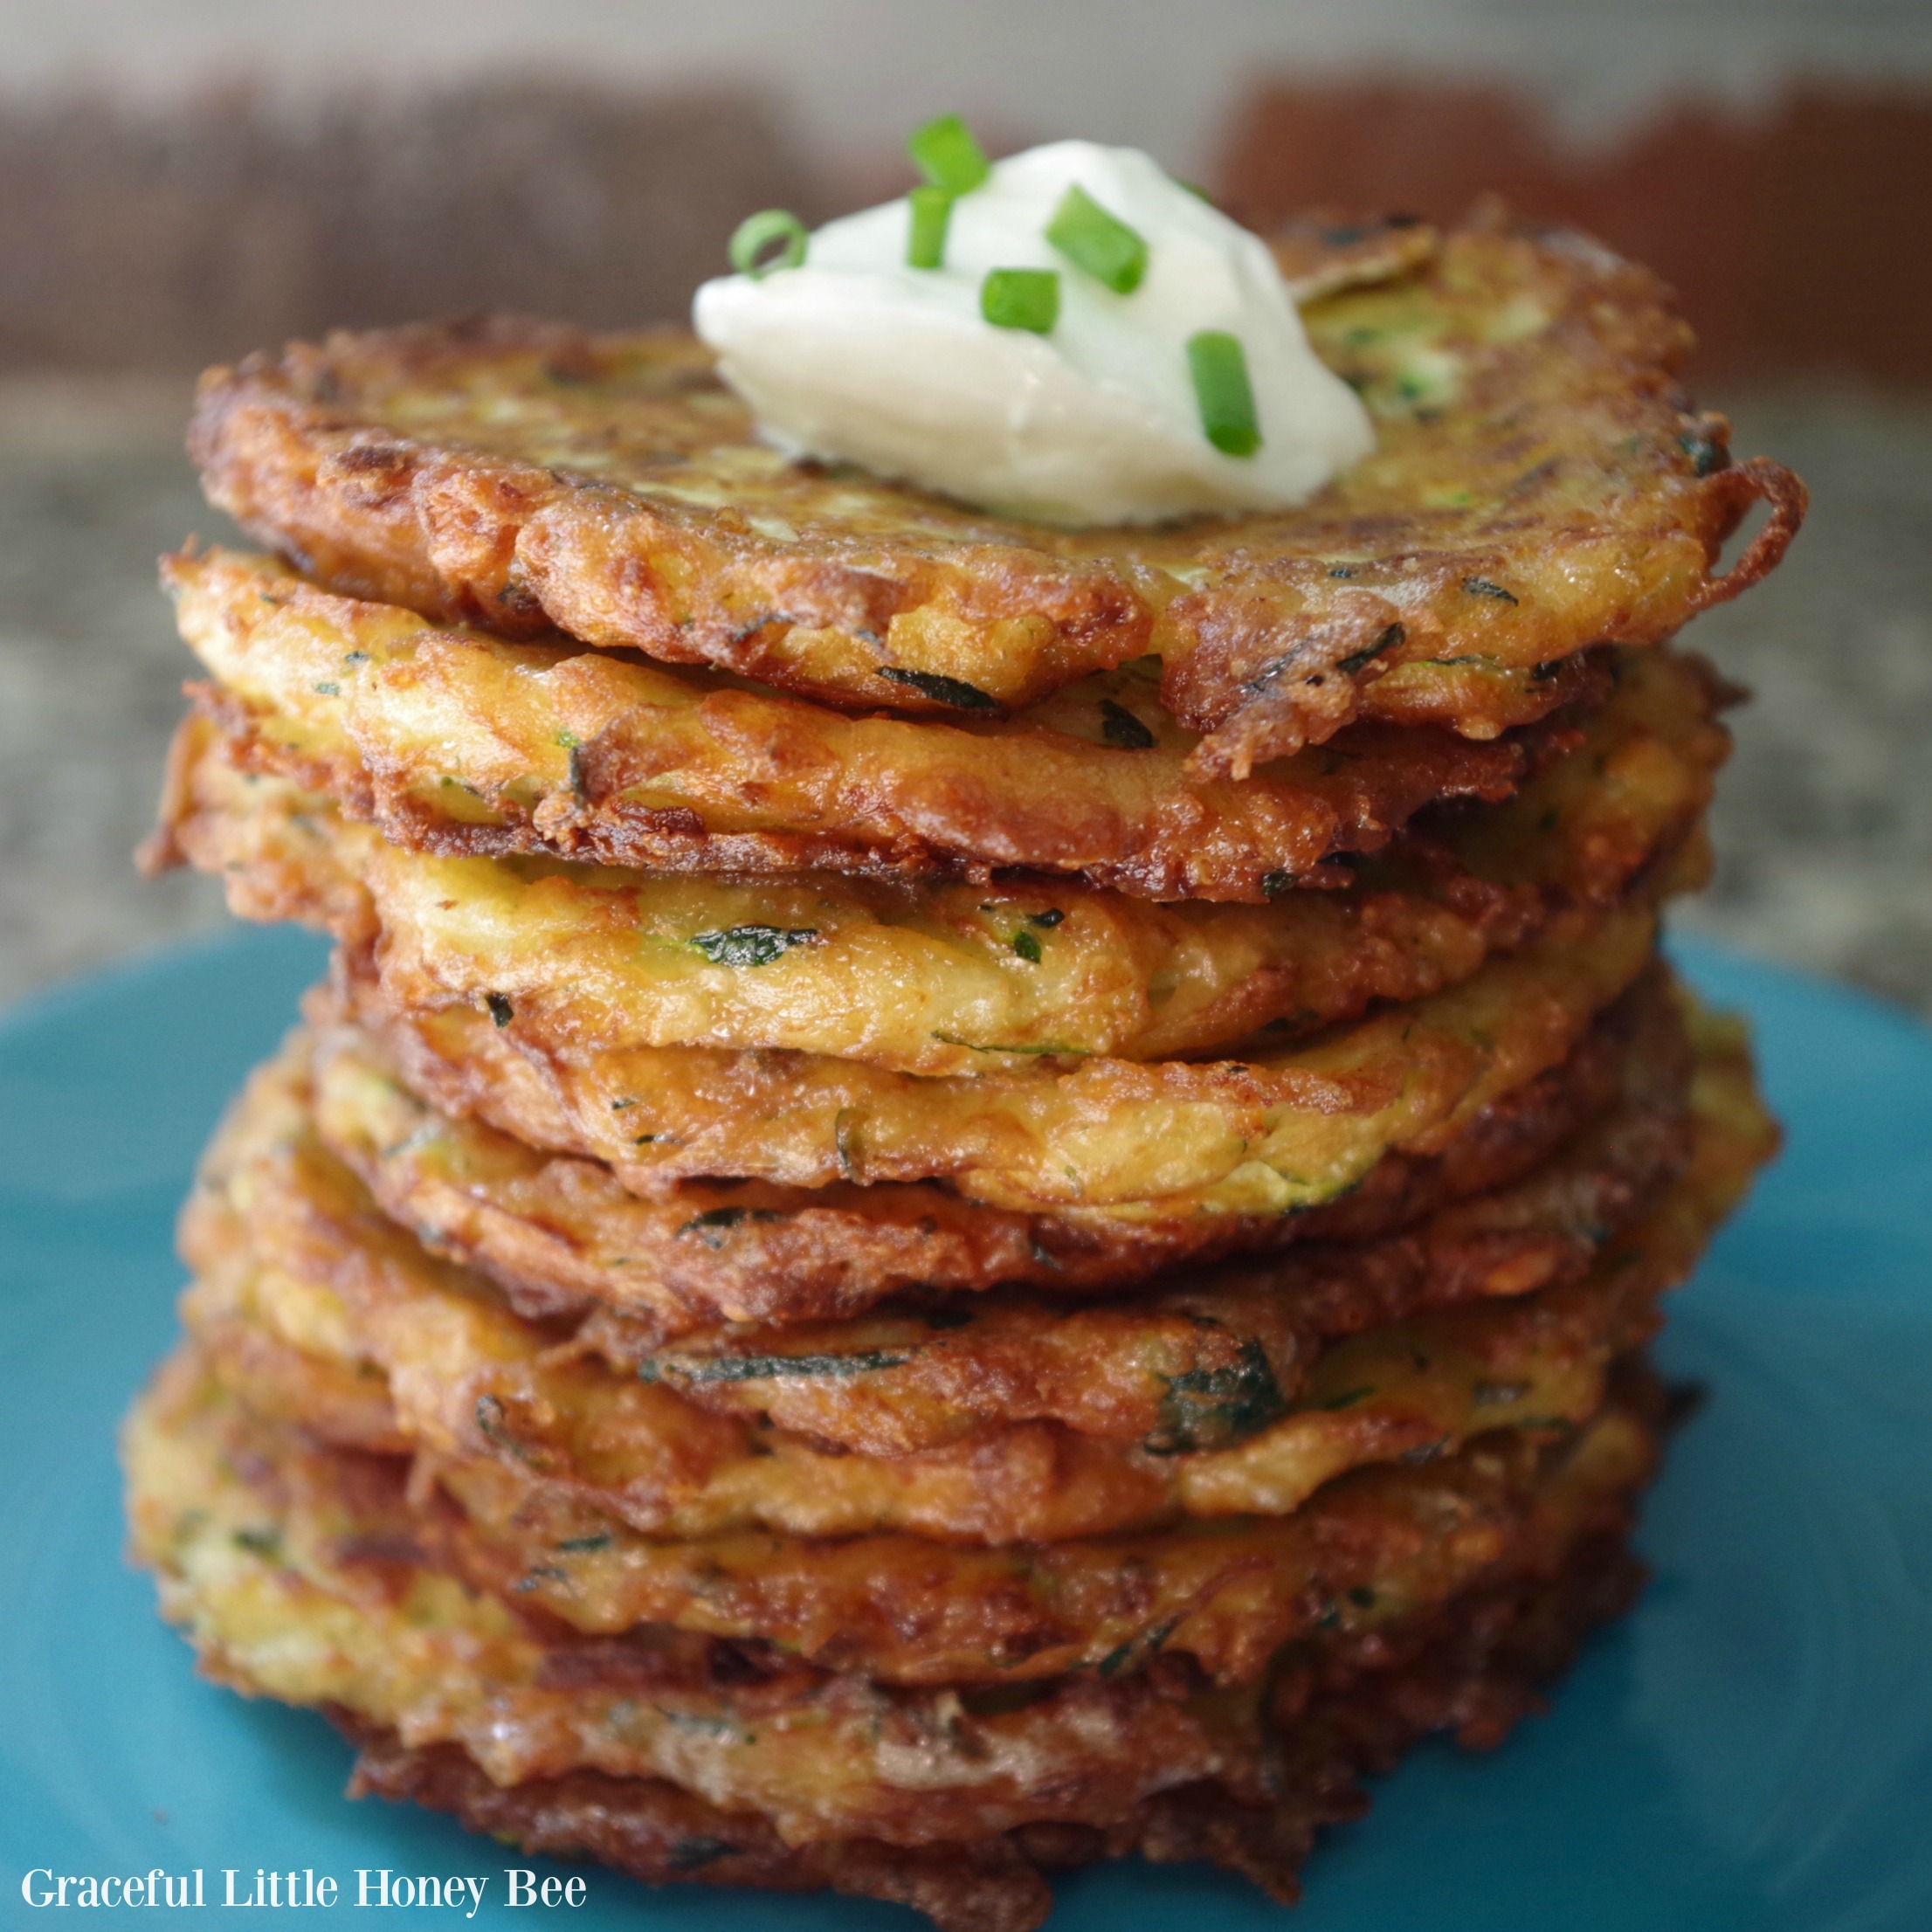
907;114;990;195
907;185;954;270
1045;183;1148;294
1012;929;1043;963
728;209;808;279
1187;331;1260;456
982;267;1059;334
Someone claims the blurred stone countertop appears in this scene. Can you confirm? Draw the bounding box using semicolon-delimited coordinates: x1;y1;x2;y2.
0;376;1928;1018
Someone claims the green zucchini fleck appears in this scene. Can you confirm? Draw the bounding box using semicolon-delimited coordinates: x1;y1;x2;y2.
1314;1384;1375;1411
1143;1339;1287;1454
878;667;1000;710
1099;699;1156;749
664;1349;914;1383
689;925;818;968
1461;576;1518;604
1339;623;1404;674
666;1838;739;1872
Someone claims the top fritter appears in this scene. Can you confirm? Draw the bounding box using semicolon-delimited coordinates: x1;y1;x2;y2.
190;210;1802;780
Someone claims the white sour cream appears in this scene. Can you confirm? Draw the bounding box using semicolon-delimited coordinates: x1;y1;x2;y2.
693;141;1373;528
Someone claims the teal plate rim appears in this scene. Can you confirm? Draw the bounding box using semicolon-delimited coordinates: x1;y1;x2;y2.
2;923;1929;1931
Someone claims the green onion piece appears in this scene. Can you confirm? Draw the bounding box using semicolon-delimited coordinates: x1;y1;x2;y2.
1187;330;1261;457
728;209;808;279
1045;183;1148;294
907;185;953;269
907;113;991;194
981;267;1059;334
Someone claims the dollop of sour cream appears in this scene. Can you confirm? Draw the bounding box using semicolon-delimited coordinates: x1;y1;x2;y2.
693;141;1373;527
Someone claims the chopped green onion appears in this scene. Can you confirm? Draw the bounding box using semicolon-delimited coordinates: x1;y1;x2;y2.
728;209;808;279
1187;330;1261;457
907;113;990;194
907;185;953;269
981;267;1059;334
1045;183;1148;294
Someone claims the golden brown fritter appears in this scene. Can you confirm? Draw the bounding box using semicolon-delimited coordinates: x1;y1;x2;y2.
166;545;1597;901
192;1249;1653;1545
342;1722;1063;1932
285;959;1694;1381
178;990;1747;1543
597;980;1719;1448
129;1338;1654;1707
336;1515;1643;1932
165;545;1487;901
189;217;1800;778
128;1354;1261;1840
307;978;1639;1326
319;895;1661;1211
141;720;1540;1073
150;705;1670;1206
407;1388;1647;1684
149;643;1723;1069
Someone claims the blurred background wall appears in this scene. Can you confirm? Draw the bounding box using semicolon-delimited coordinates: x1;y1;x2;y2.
6;0;1932;383
2;0;1929;1010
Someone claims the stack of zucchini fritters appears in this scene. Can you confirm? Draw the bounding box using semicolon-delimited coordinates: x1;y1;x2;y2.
126;217;1800;1929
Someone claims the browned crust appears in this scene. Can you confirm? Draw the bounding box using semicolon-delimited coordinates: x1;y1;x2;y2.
169;542;1579;903
342;1722;1053;1932
177;1000;1697;1543
148;688;1679;1203
188;219;1801;773
320;948;1640;1284
147;640;1724;1078
303;963;1684;1342
149;639;1727;1077
318;891;1659;1209
334;1518;1645;1932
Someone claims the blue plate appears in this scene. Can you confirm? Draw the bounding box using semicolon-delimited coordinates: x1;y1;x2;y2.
3;927;1929;1930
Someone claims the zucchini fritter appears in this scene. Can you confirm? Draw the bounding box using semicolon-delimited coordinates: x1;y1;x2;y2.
334;1506;1643;1932
152;643;1723;1069
322;896;1660;1210
131;176;1798;1932
129;1341;1656;1701
189;218;1800;779
307;980;1639;1323
127;1342;1650;1931
181;984;1752;1545
167;545;1593;900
